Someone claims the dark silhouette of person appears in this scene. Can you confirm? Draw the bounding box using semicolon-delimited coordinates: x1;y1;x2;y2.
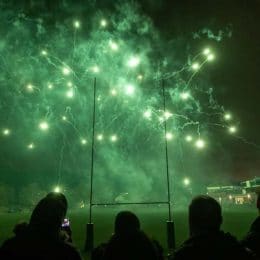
173;195;256;260
0;193;81;260
92;211;159;260
241;193;260;258
46;192;73;242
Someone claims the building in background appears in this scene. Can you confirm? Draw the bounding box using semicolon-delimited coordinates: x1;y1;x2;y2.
207;177;260;206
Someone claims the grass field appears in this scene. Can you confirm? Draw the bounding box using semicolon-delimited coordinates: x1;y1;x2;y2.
0;206;257;259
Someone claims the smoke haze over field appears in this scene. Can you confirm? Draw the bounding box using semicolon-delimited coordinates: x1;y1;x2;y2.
0;0;259;207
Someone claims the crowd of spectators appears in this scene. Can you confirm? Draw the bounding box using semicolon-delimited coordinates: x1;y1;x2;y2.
0;192;260;259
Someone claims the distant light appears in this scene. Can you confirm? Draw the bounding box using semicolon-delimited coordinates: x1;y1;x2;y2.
100;19;107;27
54;186;61;193
39;121;49;131
62;116;67;121
109;41;118;51
195;139;205;149
229;126;237;134
224;113;232;120
110;135;117;142
183;178;190;186
137;74;143;80
127;56;140;68
41;50;48;56
125;84;135;95
67;81;73;87
143;109;152;119
62;67;71;75
164;111;173;120
192;63;200;70
97;134;103;141
91;66;100;73
28;143;34;149
207;54;215;61
26;84;34;92
73;20;81;29
166;132;173;140
81;139;87;145
229;195;233;200
203;48;210;55
111;89;117;96
47;83;53;89
247;194;251;199
66;89;74;98
185;135;193;142
180;92;190;100
3;129;10;136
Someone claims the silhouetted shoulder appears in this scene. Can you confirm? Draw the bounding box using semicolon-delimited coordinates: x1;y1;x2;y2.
174;231;255;260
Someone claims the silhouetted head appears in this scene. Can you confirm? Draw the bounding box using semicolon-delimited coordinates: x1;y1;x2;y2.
189;195;222;236
29;194;67;237
114;211;140;236
45;192;68;212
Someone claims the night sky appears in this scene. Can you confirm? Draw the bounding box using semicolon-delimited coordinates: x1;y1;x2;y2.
0;0;259;203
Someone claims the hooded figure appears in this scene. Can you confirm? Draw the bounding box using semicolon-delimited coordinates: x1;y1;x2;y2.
0;194;81;260
103;211;158;260
173;195;256;260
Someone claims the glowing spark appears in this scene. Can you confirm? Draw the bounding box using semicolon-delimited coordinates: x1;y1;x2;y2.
109;41;118;51
91;66;100;73
110;135;117;142
125;84;135;96
185;135;193;142
247;194;251;199
26;84;34;92
81;139;87;145
203;48;210;55
229;126;237;134
28;143;34;149
47;83;53;89
3;129;10;136
183;178;190;186
195;139;205;149
62;67;71;75
100;19;107;27
229;195;233;200
137;74;143;80
62;116;67;121
111;89;117;96
73;20;81;29
41;50;48;56
224;113;232;120
164;111;173;120
192;63;200;70
67;81;73;87
54;186;61;193
127;56;140;68
39;121;49;131
97;134;103;141
207;54;215;61
166;132;173;140
66;89;74;98
180;92;190;100
143;109;152;119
